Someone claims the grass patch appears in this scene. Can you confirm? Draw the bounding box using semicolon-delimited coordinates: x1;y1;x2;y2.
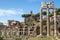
21;36;59;40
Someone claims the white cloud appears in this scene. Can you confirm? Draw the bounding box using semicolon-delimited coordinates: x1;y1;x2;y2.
0;9;25;24
0;9;24;16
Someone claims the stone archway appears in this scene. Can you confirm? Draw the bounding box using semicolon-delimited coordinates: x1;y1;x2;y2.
19;27;23;35
36;26;40;35
0;31;2;35
57;27;60;36
24;26;28;36
58;27;60;33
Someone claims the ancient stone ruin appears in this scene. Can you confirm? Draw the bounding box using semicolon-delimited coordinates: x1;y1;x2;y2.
0;2;60;40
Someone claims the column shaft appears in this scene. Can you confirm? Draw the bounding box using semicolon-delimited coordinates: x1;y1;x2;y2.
40;9;43;36
23;28;25;35
28;27;30;36
54;8;57;36
47;8;50;36
34;27;36;36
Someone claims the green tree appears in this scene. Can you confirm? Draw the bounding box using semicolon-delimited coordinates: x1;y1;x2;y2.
22;14;31;24
56;8;60;15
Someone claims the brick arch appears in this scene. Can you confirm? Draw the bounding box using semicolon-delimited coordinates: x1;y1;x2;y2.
36;26;40;35
24;26;28;36
57;27;60;33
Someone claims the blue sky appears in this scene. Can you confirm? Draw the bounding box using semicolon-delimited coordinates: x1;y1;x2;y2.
0;0;60;24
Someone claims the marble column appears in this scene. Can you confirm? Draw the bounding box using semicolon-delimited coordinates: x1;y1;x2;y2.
16;31;19;36
2;31;4;35
16;28;19;36
47;8;50;36
23;28;25;35
28;27;30;36
40;9;43;36
54;8;57;36
7;31;9;35
34;26;36;36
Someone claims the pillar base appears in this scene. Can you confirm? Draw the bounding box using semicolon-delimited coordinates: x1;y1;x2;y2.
54;34;57;37
47;34;49;37
40;34;42;36
37;34;43;37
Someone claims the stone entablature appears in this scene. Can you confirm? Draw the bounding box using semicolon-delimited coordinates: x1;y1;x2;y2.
41;2;54;9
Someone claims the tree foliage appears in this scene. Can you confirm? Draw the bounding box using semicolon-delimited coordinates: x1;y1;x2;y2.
22;8;60;26
22;14;31;17
56;8;60;15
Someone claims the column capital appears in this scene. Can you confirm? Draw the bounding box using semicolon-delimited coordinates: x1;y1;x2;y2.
54;8;56;12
